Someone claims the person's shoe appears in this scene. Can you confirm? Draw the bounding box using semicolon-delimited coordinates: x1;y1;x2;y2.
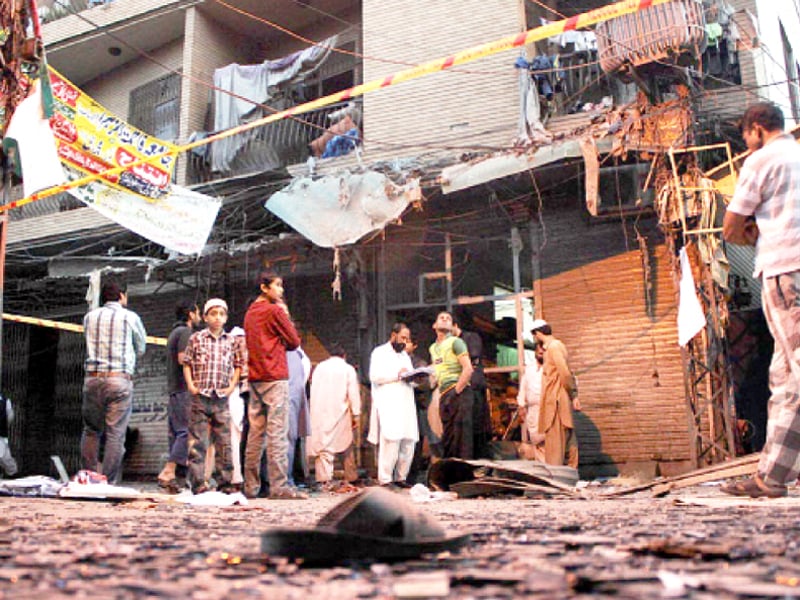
157;461;176;486
219;483;242;494
720;475;787;498
192;484;210;495
270;486;309;500
159;479;183;494
394;481;413;489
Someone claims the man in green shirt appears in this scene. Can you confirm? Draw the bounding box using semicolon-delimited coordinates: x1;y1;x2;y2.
429;311;474;458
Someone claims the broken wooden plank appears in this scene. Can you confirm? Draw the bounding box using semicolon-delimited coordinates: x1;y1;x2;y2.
651;461;758;497
598;454;760;498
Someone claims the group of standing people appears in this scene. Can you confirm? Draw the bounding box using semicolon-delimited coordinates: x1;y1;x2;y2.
78;274;581;494
68;101;800;500
81;272;309;499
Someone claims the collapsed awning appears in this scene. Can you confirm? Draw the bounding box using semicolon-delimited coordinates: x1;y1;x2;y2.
439;136;613;195
266;170;420;248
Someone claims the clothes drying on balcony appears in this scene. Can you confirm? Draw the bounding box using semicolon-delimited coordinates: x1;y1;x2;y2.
212;35;338;172
321;128;360;159
514;55;565;101
543;19;597;53
310;114;357;157
513;63;551;146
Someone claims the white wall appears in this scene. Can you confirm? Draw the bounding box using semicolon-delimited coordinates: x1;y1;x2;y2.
753;0;800;126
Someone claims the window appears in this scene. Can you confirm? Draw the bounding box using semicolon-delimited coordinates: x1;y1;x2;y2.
128;73;182;142
299;32;361;102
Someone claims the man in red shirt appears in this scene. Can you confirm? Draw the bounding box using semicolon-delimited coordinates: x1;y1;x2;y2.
243;271;307;500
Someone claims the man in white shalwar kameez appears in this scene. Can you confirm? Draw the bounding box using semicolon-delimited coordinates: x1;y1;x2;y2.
308;345;361;484
367;323;419;486
517;343;545;461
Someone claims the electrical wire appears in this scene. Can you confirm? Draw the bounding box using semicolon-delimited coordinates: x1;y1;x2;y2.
26;0;799;263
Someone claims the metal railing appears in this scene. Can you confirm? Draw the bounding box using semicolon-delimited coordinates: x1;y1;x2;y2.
186;99;361;185
39;0;110;25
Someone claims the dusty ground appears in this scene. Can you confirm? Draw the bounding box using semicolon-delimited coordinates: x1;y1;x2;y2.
2;483;800;599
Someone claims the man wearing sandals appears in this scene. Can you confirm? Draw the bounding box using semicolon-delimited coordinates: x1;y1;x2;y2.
722;102;800;498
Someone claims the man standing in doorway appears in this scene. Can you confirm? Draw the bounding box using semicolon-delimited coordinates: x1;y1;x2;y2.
429;311;474;459
517;342;546;461
531;319;580;468
81;279;147;484
158;300;201;493
722;102;800;498
368;323;418;487
308;344;361;489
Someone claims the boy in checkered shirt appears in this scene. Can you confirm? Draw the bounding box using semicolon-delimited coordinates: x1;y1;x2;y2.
183;298;244;494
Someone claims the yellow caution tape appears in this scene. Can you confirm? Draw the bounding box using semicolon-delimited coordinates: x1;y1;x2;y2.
2;312;167;346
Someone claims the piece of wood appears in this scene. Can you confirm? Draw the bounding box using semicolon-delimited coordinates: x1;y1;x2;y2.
651;461;757;496
599;454;760;497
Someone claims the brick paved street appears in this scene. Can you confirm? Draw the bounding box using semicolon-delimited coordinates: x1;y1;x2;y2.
3;484;800;598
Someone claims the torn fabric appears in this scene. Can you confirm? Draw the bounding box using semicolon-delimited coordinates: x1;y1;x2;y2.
677;247;706;346
2;78;66;196
266;171;418;248
514;64;552;146
580;136;599;215
441;136;612;194
66;163;221;256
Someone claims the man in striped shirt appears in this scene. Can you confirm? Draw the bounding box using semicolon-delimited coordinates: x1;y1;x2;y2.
81;279;147;484
722;102;800;498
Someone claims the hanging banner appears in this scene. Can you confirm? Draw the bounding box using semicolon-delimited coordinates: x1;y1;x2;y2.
48;67;177;201
38;68;221;255
63;163;220;256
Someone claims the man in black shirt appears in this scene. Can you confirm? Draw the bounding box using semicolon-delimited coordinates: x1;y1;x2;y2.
158;300;201;492
453;319;491;458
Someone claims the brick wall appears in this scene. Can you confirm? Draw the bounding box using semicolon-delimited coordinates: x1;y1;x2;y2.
362;0;524;162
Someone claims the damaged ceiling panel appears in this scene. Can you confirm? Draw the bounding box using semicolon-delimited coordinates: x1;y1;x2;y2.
266;170;420;248
440;136;613;195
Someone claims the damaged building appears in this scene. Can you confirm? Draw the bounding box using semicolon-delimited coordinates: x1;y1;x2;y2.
2;0;799;480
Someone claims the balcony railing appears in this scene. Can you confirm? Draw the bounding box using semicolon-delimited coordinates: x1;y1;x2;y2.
186;99;362;185
39;0;112;25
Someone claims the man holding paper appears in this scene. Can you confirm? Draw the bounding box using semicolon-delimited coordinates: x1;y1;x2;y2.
367;322;419;487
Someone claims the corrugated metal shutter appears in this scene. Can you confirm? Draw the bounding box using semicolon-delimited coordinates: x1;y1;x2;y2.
540;242;691;469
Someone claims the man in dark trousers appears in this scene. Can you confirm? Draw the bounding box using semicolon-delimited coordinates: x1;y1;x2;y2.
158;299;201;492
429;311;474;459
453;317;490;458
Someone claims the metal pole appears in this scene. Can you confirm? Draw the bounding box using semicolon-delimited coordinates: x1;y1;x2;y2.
511;226;522;294
0;152;10;390
529;220;543;318
445;233;452;313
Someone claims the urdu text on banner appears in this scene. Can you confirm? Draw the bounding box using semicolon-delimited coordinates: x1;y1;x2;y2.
46;68;220;255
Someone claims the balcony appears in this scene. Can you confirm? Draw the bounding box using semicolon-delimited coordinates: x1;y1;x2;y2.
38;0;114;25
186;100;362;186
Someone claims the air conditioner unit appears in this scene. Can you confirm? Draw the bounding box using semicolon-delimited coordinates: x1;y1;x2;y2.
588;163;655;217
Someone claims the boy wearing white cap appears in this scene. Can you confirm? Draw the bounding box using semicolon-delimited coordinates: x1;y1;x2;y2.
183;298;244;493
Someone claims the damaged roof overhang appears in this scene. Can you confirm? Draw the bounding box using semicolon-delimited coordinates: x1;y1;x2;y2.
439;135;614;195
